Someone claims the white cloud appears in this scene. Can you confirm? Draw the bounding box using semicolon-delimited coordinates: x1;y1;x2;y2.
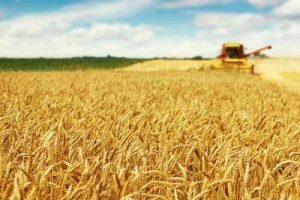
161;0;232;8
247;0;284;8
0;21;154;57
273;0;300;17
0;0;156;57
161;0;285;8
7;0;152;24
194;12;300;57
0;0;299;58
195;12;266;35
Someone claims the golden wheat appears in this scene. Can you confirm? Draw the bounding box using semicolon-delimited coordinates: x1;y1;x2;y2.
0;70;299;199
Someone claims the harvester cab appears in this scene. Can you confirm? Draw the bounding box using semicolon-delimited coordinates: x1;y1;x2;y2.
213;43;272;74
222;43;245;60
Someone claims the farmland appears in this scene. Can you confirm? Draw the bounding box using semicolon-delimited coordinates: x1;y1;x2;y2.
0;57;146;71
0;69;300;199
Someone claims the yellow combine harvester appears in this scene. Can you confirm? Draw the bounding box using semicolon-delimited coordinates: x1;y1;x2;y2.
212;43;272;74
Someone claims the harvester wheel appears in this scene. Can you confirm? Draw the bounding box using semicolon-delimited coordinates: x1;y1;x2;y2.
251;65;255;75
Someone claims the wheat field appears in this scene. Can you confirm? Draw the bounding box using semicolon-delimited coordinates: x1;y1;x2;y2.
0;70;300;199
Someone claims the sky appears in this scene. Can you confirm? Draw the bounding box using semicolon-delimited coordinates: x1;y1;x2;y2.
0;0;299;58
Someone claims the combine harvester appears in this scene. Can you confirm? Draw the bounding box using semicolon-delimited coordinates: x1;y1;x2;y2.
212;43;272;74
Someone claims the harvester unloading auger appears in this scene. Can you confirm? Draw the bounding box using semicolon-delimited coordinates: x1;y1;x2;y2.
212;43;272;74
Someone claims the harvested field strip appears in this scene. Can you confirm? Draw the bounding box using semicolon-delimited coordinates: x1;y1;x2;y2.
281;72;300;83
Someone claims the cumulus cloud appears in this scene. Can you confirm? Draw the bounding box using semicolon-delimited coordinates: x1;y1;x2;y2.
273;0;300;18
0;0;299;58
194;12;300;57
0;22;154;57
0;0;155;57
195;12;267;35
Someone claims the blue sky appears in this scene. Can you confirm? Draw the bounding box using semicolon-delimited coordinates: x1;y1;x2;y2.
0;0;299;57
0;0;264;15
